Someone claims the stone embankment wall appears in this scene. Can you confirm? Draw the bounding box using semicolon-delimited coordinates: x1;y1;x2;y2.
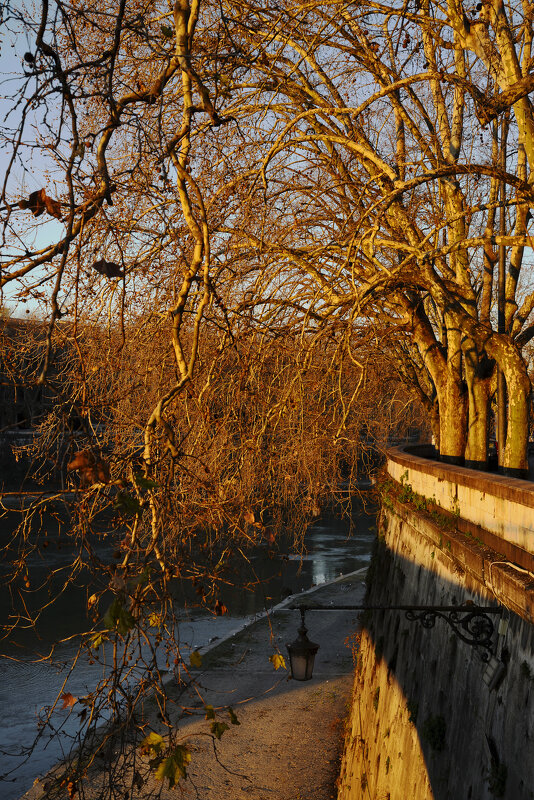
338;450;534;800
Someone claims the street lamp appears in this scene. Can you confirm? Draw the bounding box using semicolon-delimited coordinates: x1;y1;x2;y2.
286;606;319;681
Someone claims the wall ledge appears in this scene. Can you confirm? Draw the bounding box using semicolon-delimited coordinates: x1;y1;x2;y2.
387;445;534;567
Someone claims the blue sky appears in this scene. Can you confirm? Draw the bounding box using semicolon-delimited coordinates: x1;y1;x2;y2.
1;3;67;317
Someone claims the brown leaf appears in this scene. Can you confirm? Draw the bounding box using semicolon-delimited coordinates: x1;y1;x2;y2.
92;259;124;279
214;599;228;616
18;188;62;219
95;459;111;483
67;450;111;485
67;450;93;472
61;692;77;709
18;188;44;216
243;509;255;524
44;194;62;219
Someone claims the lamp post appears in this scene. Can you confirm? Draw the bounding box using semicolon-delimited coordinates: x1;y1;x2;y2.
286;603;502;680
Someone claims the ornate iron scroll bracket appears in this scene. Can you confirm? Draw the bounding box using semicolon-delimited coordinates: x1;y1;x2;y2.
290;604;503;662
403;606;500;662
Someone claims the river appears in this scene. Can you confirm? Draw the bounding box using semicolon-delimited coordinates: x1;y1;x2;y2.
0;497;376;799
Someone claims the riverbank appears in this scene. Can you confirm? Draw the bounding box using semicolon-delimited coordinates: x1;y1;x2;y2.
24;570;366;800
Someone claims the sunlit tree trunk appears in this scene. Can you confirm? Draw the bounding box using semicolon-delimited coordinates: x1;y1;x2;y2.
463;338;492;469
436;320;467;464
498;348;530;474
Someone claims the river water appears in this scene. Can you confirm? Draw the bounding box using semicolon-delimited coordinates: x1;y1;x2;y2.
0;498;376;799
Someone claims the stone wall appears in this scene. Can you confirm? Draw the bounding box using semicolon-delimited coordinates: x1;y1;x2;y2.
338;472;534;800
388;445;534;560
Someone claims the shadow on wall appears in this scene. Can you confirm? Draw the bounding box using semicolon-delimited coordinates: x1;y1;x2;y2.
338;510;534;800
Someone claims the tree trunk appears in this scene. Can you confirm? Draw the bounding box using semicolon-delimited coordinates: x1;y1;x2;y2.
486;337;530;474
438;323;467;464
430;399;440;452
502;364;530;474
463;337;491;469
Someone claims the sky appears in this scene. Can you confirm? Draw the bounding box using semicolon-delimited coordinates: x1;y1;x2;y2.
1;2;66;317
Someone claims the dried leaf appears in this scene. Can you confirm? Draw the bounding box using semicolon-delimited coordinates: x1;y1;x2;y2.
18;188;62;219
190;650;202;668
67;450;93;471
214;599;228;616
92;259;124;279
269;653;286;671
44;194;62;219
243;509;255;524
61;692;77;709
67;450;110;485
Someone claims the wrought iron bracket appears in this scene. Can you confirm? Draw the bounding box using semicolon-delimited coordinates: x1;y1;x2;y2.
289;604;503;662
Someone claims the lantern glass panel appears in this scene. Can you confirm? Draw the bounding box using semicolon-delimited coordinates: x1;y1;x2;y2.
290;652;312;681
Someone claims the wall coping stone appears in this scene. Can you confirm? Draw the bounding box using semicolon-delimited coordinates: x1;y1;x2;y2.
387;445;534;564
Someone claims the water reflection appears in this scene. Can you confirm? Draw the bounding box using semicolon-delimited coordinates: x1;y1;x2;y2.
0;500;375;799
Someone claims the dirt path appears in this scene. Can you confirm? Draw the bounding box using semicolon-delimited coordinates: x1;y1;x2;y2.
169;673;352;800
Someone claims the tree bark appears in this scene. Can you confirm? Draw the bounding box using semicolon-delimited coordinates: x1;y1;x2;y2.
486;336;530;474
463;337;491;468
438;320;467;464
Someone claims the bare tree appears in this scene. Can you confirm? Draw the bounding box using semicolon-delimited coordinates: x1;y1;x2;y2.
209;0;534;474
0;3;421;795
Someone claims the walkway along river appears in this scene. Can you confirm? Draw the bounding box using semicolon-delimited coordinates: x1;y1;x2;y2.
0;497;376;800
